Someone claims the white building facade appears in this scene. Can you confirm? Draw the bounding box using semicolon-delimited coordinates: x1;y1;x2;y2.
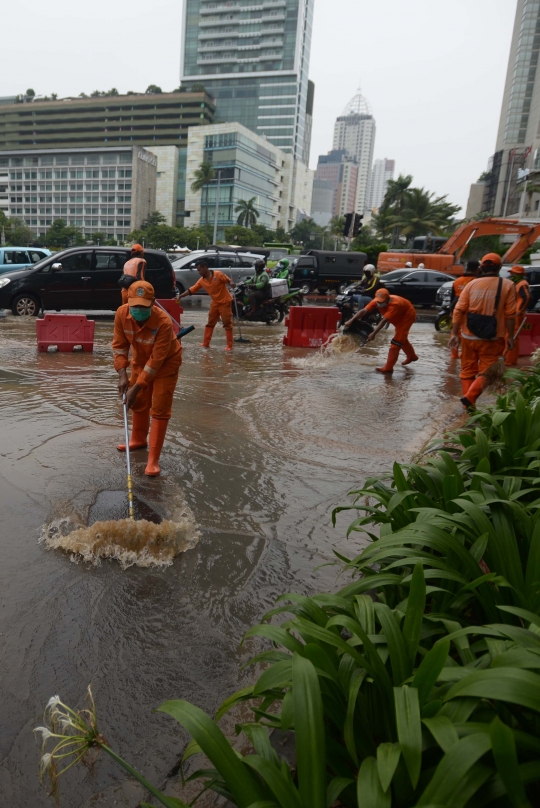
332;88;376;215
369;157;394;212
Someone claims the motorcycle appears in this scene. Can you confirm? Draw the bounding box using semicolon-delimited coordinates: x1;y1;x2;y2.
335;290;380;341
233;281;287;324
434;286;453;332
269;265;303;310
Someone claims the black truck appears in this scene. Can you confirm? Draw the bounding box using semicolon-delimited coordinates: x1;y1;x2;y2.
292;250;367;294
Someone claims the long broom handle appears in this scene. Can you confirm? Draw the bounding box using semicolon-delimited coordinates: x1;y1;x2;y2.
232;289;245;340
122;395;135;521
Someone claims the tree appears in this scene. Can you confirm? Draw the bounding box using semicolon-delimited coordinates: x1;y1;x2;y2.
142;211;167;228
191;162;215;245
90;231;107;244
392;188;460;241
26;88;35;98
44;219;85;248
235;197;260;228
288;218;326;249
107;88;119;96
5;217;35;246
146;85;162;94
351;225;389;265
191;83;206;93
223;225;264;246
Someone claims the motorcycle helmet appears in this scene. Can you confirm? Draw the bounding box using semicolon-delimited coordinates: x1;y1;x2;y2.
363;263;375;274
278;258;289;269
254;258;266;272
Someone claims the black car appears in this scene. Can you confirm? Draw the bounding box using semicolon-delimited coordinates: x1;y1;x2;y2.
0;247;176;316
381;269;454;306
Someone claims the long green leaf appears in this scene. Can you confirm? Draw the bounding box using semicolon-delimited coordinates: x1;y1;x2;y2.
444;668;540;712
375;603;409;685
292;653;326;808
423;716;459;753
357;756;391;808
243;625;304;655
417;733;492;806
326;777;354;808
244;755;302;808
394;686;422;789
344;669;367;765
158;701;264;808
402;562;426;673
376;743;401;793
490;717;532;808
412;639;449;707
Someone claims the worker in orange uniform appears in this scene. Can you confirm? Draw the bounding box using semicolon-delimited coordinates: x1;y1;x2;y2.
120;244;147;304
449;260;480;359
450;253;516;409
505;266;531;366
177;257;234;351
345;288;418;373
113;280;182;476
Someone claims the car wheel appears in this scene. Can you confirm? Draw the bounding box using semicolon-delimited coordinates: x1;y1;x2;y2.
299;281;312;295
176;283;185;295
12;293;40;316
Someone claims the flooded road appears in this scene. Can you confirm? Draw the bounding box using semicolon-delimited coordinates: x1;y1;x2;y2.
0;302;461;805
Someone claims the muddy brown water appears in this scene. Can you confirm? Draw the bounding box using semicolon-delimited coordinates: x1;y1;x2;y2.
0;301;461;805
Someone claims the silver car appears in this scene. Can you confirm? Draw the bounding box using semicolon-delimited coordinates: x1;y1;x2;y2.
173;250;261;294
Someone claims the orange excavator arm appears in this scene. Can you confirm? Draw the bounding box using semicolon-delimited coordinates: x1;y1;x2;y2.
438;218;533;263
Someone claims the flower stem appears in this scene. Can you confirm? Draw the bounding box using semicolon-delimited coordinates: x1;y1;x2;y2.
101;745;175;808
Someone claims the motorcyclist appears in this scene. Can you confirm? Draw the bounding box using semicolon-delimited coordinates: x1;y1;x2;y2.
274;258;291;283
247;258;270;313
351;264;382;309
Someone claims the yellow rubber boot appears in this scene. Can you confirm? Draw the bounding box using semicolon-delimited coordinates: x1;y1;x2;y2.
145;419;169;476
117;410;150;451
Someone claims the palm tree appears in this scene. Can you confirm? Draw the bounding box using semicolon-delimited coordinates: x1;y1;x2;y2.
235;197;260;228
393;188;459;241
380;174;413;246
329;215;346;249
191;162;215;245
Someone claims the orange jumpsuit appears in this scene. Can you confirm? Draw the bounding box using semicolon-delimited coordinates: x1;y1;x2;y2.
112;304;182;420
189;270;233;347
450;275;475;359
505;279;531;365
453;276;516;403
365;295;417;369
121;256;147;304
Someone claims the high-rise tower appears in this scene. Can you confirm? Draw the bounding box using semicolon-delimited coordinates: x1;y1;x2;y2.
180;0;314;164
369;158;395;212
333;88;376;214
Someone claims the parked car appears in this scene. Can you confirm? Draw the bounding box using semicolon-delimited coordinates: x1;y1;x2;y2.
292;250;367;295
381;269;454;307
0;247;175;316
0;247;50;275
173;250;262;294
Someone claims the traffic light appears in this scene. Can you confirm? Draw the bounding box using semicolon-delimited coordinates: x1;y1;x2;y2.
342;213;353;237
352;213;363;237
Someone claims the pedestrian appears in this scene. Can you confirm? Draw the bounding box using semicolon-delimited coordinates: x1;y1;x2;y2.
119;244;146;305
177;257;234;350
449;260;480;359
449;253;516;409
505;265;531;366
113;280;182;476
345;287;418;373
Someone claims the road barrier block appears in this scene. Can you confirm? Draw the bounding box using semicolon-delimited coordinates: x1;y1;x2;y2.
156;299;183;329
283;306;341;348
36;314;95;352
519;312;540;356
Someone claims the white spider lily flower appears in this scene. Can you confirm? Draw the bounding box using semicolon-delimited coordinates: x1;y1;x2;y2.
34;726;53;742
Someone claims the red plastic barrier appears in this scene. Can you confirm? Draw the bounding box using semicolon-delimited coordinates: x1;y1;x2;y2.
519;312;540;356
283;306;341;348
36;314;95;352
155;299;183;329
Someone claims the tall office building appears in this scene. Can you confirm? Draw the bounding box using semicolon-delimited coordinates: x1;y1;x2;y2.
311;149;358;225
369;157;394;212
333;87;376;214
483;1;540;216
179;0;314;164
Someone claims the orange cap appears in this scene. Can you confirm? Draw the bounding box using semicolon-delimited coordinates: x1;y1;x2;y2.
131;243;144;254
510;265;525;275
128;280;155;307
480;252;502;266
374;288;390;304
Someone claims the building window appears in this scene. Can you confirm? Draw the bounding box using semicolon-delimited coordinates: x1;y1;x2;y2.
118;169;132;178
102;169;116;178
87;155;100;165
119;153;132;164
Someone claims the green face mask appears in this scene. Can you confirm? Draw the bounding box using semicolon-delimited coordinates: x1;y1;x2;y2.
129;307;152;322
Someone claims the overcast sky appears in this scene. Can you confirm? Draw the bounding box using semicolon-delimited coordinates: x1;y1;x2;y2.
2;0;516;212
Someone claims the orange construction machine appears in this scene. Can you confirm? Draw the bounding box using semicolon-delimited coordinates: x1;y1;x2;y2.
378;218;540;276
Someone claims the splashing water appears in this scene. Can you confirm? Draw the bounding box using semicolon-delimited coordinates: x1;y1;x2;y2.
290;330;365;369
40;495;200;568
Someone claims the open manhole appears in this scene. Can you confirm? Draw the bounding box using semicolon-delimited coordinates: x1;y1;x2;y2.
88;490;162;525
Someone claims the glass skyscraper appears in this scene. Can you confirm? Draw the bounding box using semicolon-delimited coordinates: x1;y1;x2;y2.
180;0;314;164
